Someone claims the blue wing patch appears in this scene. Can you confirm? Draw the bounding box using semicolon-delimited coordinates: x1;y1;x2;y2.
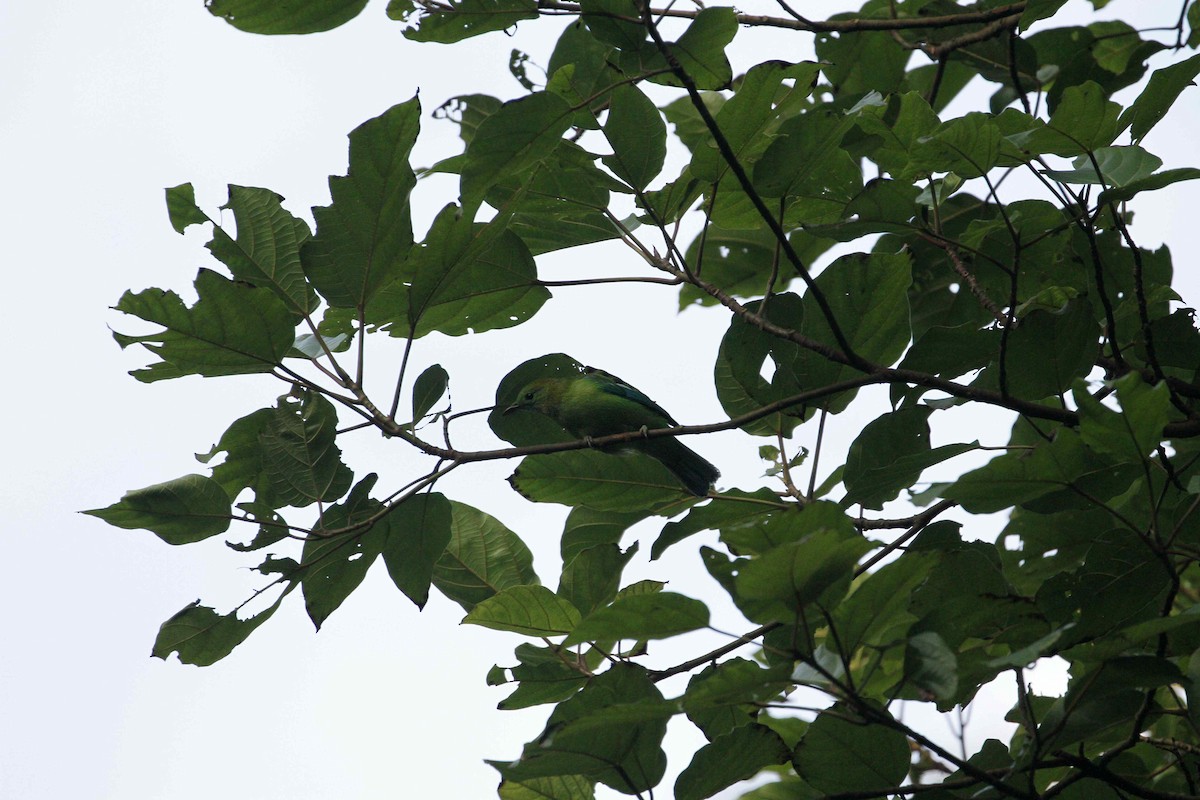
584;366;679;425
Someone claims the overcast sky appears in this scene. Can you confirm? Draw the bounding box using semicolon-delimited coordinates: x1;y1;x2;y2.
4;2;1200;799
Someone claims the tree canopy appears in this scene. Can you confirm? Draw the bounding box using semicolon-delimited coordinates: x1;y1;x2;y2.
91;1;1200;798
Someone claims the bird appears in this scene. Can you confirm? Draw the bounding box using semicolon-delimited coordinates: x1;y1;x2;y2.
503;367;719;496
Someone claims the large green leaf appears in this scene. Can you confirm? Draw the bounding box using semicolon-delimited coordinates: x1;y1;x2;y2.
690;60;821;183
260;390;354;508
465;585;582;636
560;507;647;562
682;658;794;740
669;8;738;91
735;530;872;618
206;185;317;316
557;542;638;617
368;205;550;337
498;775;595;800
1074;372;1171;465
563;592;710;646
792;704;910;795
753;111;859;198
113;268;295;382
432;501;538;611
151;596;286;666
395;0;538;43
674;724;791;800
381;492;453;609
843;405;978;510
84;474;232;545
651;488;781;559
302;98;420;308
945;429;1113;514
510;450;694;512
1119;52;1200;142
206;0;368;34
460;92;573;211
301;475;387;630
494;664;671;794
496;643;592;711
601;84;666;191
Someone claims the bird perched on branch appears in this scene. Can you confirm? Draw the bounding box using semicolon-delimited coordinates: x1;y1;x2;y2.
504;367;719;496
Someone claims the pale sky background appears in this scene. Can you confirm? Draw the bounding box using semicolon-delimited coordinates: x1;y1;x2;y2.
3;2;1199;799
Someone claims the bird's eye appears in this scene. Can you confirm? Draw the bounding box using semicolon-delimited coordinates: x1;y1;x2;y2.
524;391;535;400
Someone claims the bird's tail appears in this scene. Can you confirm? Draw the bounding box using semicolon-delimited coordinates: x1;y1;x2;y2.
641;437;720;497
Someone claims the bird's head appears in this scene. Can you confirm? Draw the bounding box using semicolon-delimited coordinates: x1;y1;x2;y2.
503;378;564;417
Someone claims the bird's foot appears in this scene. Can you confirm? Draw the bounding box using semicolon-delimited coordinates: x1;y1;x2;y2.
584;435;596;448
638;424;649;439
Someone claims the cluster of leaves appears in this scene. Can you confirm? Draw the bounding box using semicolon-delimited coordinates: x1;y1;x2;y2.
91;1;1200;798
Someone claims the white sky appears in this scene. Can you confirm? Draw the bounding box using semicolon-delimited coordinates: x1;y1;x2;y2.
4;2;1199;798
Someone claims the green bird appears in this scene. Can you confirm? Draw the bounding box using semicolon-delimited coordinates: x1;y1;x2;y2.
504;367;719;496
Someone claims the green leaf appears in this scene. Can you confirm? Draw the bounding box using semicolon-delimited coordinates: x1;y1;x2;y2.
1040;528;1171;642
381;492;453;609
1037;657;1182;750
165;182;208;233
206;0;368;34
671;8;738;90
674;724;791;800
833;552;935;656
601;85;666;191
557;542;638;617
206;185;317;316
843;406;978;510
690;60;821;184
1097;167;1200;205
735;530;872;617
499;775;595;800
461;92;573;210
782;252;913;404
721;501;855;558
579;0;645;52
1020;0;1069;30
399;0;538;43
260;391;353;508
510;450;694;512
369;205;550;337
465;585;582;636
113;268;295;382
497;643;592;710
301;475;387;630
411;364;450;422
651;488;781;559
494;664;670;794
914;112;1003;179
855;92;940;179
753;110;858;198
792;704;910;795
1119;52;1200;142
432;501;538;611
1074;372;1171;464
972;301;1098;401
151;596;285;666
815;28;909;96
944;429;1101;513
682;658;794;739
903;631;958;704
561;507;647;562
302;98;420;308
1042;145;1163;187
564;592;709;646
84;474;231;545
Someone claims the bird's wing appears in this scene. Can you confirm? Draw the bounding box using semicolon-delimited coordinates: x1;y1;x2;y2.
584;366;679;426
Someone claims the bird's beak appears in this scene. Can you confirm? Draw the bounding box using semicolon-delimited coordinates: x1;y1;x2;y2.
502;402;520;415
